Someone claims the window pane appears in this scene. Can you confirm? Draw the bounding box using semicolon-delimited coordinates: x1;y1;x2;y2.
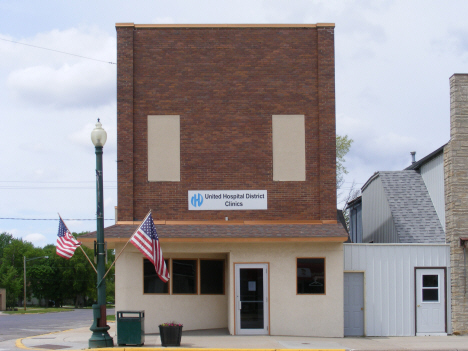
240;268;264;329
173;259;197;294
297;258;325;294
422;288;439;301
200;260;224;294
144;259;169;293
423;275;438;288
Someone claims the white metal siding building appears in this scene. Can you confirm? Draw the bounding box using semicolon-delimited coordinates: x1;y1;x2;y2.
420;152;445;229
361;176;398;243
344;244;451;336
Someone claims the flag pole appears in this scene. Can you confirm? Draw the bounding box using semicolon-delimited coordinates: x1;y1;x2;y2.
80;246;97;273
100;211;152;283
58;213;97;273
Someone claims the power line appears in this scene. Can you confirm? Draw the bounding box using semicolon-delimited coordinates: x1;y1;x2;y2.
0;181;116;183
0;218;115;221
0;37;116;65
0;187;117;190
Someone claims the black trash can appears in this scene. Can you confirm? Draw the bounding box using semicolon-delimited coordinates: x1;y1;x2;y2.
116;310;145;346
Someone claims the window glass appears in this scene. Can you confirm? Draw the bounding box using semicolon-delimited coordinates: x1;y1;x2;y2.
173;259;197;294
200;260;224;294
144;259;169;293
297;258;325;294
422;289;439;302
423;275;438;287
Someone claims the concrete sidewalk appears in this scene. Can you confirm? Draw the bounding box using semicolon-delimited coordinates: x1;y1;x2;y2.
15;323;468;351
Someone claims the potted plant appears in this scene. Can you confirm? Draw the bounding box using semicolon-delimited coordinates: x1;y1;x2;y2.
159;322;183;347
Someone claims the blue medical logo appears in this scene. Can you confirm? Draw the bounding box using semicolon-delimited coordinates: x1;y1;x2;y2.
191;193;204;208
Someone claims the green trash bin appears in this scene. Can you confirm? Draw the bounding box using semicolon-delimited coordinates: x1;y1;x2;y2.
116;310;145;346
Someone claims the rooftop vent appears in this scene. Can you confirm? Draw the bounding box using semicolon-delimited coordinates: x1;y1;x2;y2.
410;151;416;164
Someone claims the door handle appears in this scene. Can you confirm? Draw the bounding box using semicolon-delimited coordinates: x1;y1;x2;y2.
361;307;364;311
239;302;242;310
417;305;420;307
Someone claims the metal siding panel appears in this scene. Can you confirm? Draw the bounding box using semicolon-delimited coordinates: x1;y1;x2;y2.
343;244;450;336
402;246;413;335
420;153;445;230
367;246;376;336
381;248;390;335
362;177;398;243
389;247;397;335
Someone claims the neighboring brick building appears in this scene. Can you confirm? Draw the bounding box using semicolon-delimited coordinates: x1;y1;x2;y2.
445;73;468;335
82;23;348;337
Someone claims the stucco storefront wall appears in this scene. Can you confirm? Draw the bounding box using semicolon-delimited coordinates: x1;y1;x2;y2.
115;242;344;337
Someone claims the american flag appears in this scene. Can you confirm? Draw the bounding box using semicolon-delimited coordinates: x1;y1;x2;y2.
130;211;170;283
56;217;81;259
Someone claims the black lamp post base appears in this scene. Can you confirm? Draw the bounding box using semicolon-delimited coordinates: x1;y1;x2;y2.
89;304;114;348
89;326;114;348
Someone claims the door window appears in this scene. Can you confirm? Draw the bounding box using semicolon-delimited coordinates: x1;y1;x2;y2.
422;274;439;302
240;268;264;329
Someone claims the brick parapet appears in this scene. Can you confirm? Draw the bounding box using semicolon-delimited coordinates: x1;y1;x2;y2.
116;26;134;221
445;73;468;334
117;26;337;222
317;27;336;220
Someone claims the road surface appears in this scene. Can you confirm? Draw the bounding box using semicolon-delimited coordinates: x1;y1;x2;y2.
0;308;114;343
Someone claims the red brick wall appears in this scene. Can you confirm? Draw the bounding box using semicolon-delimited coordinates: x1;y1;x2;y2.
117;25;336;222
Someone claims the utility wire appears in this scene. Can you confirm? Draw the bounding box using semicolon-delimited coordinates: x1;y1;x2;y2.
0;37;116;65
0;181;116;183
0;187;117;190
0;218;115;221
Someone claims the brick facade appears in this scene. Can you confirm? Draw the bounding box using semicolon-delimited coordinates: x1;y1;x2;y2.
445;73;468;334
116;24;336;222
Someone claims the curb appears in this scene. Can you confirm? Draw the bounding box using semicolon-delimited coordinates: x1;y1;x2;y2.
15;327;345;351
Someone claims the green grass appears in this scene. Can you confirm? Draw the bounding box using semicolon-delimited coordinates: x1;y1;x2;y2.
107;314;115;322
3;307;74;314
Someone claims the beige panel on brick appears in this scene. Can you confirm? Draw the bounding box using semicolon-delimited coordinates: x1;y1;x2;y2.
272;115;306;181
148;115;180;181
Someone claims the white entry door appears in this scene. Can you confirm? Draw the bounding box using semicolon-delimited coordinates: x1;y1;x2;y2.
235;264;269;335
344;272;365;336
416;268;446;335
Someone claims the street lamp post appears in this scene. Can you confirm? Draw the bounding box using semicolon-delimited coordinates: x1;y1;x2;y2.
89;119;114;348
23;256;48;310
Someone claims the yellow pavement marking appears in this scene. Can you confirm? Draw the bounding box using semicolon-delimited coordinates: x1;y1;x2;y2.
16;329;75;350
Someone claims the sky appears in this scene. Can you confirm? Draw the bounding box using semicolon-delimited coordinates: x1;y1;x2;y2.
1;0;467;247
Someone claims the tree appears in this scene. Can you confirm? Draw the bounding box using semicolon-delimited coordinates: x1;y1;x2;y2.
336;134;353;190
0;235;37;306
336;135;358;230
0;232;13;263
0;265;22;307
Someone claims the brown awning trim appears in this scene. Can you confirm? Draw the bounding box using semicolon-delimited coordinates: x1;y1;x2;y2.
80;236;347;245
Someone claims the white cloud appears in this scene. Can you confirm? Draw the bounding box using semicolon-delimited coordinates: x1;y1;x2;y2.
0;27;115;68
24;233;48;247
7;61;115;108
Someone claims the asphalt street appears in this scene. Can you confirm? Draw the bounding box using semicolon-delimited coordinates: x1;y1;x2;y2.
0;308;114;343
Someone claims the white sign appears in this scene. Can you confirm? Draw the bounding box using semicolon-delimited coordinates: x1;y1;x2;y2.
188;190;267;210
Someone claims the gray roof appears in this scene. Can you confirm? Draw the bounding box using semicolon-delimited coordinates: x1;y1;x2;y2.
379;171;445;243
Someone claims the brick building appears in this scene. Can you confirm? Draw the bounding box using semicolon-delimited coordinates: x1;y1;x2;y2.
445;74;468;335
83;23;348;336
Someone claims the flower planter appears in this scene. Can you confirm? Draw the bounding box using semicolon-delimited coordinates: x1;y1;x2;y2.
159;325;183;347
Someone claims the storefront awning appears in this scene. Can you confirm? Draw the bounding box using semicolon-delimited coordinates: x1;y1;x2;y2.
79;221;348;248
